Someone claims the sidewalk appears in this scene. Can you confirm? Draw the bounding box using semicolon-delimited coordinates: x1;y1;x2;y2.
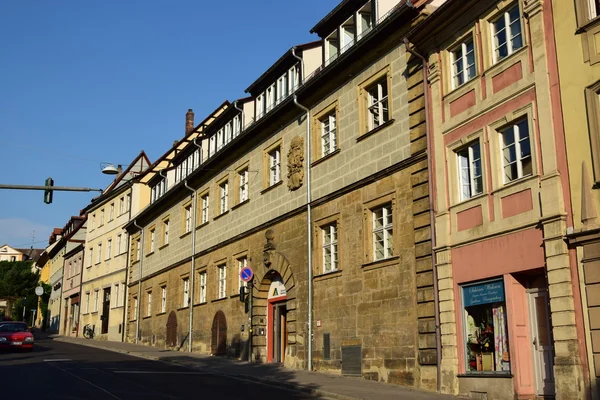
49;334;458;400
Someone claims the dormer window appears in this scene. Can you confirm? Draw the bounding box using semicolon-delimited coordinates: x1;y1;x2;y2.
325;31;339;65
277;74;288;104
341;16;356;53
233;115;241;137
357;3;373;40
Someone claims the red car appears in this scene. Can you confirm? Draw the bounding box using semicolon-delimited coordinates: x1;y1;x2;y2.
0;322;34;351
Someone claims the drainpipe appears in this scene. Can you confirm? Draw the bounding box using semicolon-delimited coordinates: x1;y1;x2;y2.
233;100;245;133
132;219;144;344
403;38;441;392
293;93;313;371
184;180;197;353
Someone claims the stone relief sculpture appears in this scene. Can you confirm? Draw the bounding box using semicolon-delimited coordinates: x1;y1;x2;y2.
287;136;304;191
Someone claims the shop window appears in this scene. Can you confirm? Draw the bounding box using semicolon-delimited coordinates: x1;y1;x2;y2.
462;279;511;374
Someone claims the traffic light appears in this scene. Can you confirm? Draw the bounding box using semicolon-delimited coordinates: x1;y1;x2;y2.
239;286;246;302
44;177;54;204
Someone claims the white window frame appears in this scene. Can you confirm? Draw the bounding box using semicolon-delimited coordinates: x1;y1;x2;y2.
367;78;389;131
219;181;229;214
88;248;93;268
320;111;337;157
500;119;532;184
218;264;227;299
150;229;155;253
185;205;192;233
146;291;152;317
161;286;167;313
94;290;99;313
117;234;122;255
100;209;104;226
164;220;169;245
451;38;476;89
114;284;119;308
201;194;210;224
322;223;338;273
269;147;281;185
109;203;114;221
491;4;523;64
106;239;112;260
238;257;248;291
182;278;190;307
372;204;393;261
119;197;125;215
199;272;207;303
85;292;90;313
133;297;138;320
96;243;102;264
239;169;249;203
136;238;141;261
589;0;600;19
457;141;483;201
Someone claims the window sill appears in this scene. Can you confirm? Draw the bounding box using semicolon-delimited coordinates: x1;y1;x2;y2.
443;77;479;102
91;312;99;315
159;243;169;250
362;256;400;272
193;302;208;307
143;315;152;320
449;192;487;211
156;312;166;316
356;119;395;143
314;269;342;282
146;251;154;257
576;17;600;34
491;173;538;195
261;180;283;195
197;221;209;229
212;297;228;303
231;199;250;211
457;373;513;378
132;260;139;265
214;210;229;221
180;231;192;239
311;148;341;167
177;306;190;311
483;46;527;78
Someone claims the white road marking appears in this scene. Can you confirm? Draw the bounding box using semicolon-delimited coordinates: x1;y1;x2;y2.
43;359;73;362
46;362;122;400
113;370;209;375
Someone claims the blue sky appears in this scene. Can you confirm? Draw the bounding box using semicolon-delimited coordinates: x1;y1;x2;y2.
0;1;338;249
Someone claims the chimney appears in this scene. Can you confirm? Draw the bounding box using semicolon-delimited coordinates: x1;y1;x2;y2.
185;109;194;135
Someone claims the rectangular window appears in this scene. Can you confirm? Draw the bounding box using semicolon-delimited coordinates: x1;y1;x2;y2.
589;0;600;19
146;291;152;317
88;248;93;268
462;280;511;374
163;220;169;245
326;31;339;65
199;272;207;303
161;286;167;313
114;284;119;308
492;5;523;63
218;264;227;299
149;229;155;253
219;181;229;214
239;169;249;203
117;234;122;254
269;147;281;185
238;257;248;291
185;205;192;233
457;142;483;201
201;194;210;224
322;223;339;273
372;204;393;261
501;119;531;183
85;292;90;313
97;243;102;264
182;278;190;307
100;209;105;226
136;238;141;261
119;197;125;215
367;78;389;131
320;111;337;157
358;3;373;39
109;203;114;221
106;239;112;260
132;296;138;320
94;290;99;312
126;194;131;212
91;214;95;230
451;38;476;89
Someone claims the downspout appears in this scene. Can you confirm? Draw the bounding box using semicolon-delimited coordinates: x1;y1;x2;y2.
233;100;245;132
121;184;134;342
132;220;144;344
293;93;313;371
403;37;441;393
184;175;198;353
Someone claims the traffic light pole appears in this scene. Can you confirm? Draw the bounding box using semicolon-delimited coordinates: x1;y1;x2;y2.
0;184;103;192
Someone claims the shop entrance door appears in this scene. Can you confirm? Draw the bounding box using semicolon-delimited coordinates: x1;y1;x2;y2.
101;288;111;334
270;302;287;363
528;289;555;397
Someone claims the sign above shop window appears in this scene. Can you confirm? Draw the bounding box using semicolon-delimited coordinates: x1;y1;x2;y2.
463;280;505;307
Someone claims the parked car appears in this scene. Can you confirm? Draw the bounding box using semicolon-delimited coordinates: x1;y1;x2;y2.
0;322;34;351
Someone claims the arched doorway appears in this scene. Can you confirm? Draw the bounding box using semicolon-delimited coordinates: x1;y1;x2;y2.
211;311;227;355
266;273;287;363
166;311;177;347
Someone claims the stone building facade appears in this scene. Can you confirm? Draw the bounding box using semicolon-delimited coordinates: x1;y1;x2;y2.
409;0;588;398
125;0;439;390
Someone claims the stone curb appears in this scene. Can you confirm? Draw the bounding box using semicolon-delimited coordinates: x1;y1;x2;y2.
51;337;361;400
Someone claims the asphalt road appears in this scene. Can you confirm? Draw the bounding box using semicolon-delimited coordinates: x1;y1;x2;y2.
0;336;326;400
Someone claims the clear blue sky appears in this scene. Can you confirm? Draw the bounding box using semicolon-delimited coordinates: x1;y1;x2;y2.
0;1;339;249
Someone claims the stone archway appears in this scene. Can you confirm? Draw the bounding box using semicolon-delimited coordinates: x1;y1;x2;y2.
211;311;227;356
166;311;177;347
251;251;297;366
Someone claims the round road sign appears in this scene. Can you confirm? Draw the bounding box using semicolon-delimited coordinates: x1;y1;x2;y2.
240;266;254;283
35;286;44;296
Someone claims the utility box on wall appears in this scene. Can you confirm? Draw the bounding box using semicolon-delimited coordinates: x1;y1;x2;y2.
341;345;362;376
